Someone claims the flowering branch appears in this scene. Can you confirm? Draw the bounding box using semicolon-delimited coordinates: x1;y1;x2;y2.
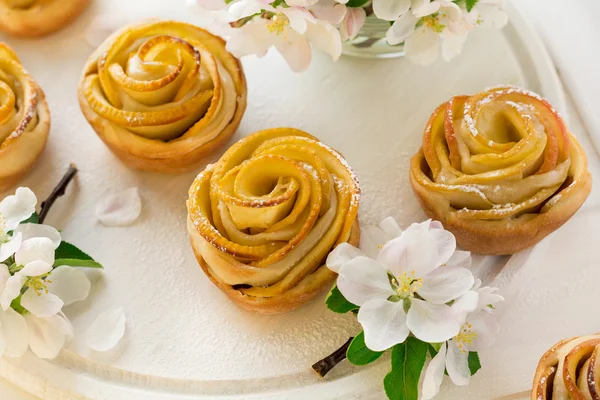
38;163;78;224
312;337;353;377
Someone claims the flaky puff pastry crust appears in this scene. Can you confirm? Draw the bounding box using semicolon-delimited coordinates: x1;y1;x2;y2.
187;128;361;314
532;334;600;400
0;0;91;37
410;86;592;255
0;44;50;192
78;20;247;173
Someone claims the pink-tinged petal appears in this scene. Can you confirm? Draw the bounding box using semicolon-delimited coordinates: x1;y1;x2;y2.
25;313;71;359
407;299;461;343
357;299;409;351
373;0;410;21
0;187;37;232
273;28;312;72
21;288;64;318
428;228;456;266
48;266;91;305
227;20;274;58
0;307;28;357
326;242;365;273
405;26;440;65
360;225;390;260
422;342;447;400
446;340;470;386
378;217;403;240
15;224;61;249
0;275;26;310
447;250;471;268
0;233;22;263
340;7;365;41
419;266;474;304
429;220;444;230
311;0;347;26
15;237;55;268
337;257;396;306
85;308;127;352
377;230;437;278
304;20;342;61
281;8;314;34
96;187;142;227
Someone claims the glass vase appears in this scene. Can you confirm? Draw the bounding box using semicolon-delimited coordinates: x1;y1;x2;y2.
341;14;405;59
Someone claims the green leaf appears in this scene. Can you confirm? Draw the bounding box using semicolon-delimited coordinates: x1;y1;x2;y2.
54;241;103;269
465;0;478;12
325;285;358;314
347;331;384;366
22;212;39;224
346;0;369;7
384;337;429;400
468;352;482;376
428;342;442;357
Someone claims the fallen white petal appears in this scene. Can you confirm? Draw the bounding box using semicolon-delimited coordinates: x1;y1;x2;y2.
422;342;447;400
446;340;470;386
419;266;474;304
96;188;142;227
86;308;127;352
21;288;64;318
326;242;365;273
337;257;396;306
0;307;28;357
48;266;91;306
357;299;409;351
15;224;61;249
407;299;461;343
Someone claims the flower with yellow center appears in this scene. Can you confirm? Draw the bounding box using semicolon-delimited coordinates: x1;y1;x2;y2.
266;14;289;35
327;218;475;352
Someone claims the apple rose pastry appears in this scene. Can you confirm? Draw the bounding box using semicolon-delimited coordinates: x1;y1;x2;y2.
410;85;592;255
78;20;247;173
187;128;360;314
532;334;600;399
0;0;90;37
0;44;50;192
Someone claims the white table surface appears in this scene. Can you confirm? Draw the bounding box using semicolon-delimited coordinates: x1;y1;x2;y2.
1;0;599;399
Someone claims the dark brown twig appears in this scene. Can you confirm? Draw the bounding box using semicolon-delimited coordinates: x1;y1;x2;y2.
312;337;353;378
38;164;78;224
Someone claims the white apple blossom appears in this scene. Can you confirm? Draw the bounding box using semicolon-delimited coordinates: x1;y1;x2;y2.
421;280;504;399
0;238;91;359
339;7;366;41
0;188;37;263
327;219;474;351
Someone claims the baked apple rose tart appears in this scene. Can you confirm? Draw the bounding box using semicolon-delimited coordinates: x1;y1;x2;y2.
187;128;360;314
532;334;600;399
410;86;592;255
78;20;247;173
0;0;90;37
0;44;50;192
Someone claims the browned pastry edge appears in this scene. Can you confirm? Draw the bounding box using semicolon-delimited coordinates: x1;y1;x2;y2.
0;0;91;37
191;220;360;314
410;151;593;255
77;21;248;173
